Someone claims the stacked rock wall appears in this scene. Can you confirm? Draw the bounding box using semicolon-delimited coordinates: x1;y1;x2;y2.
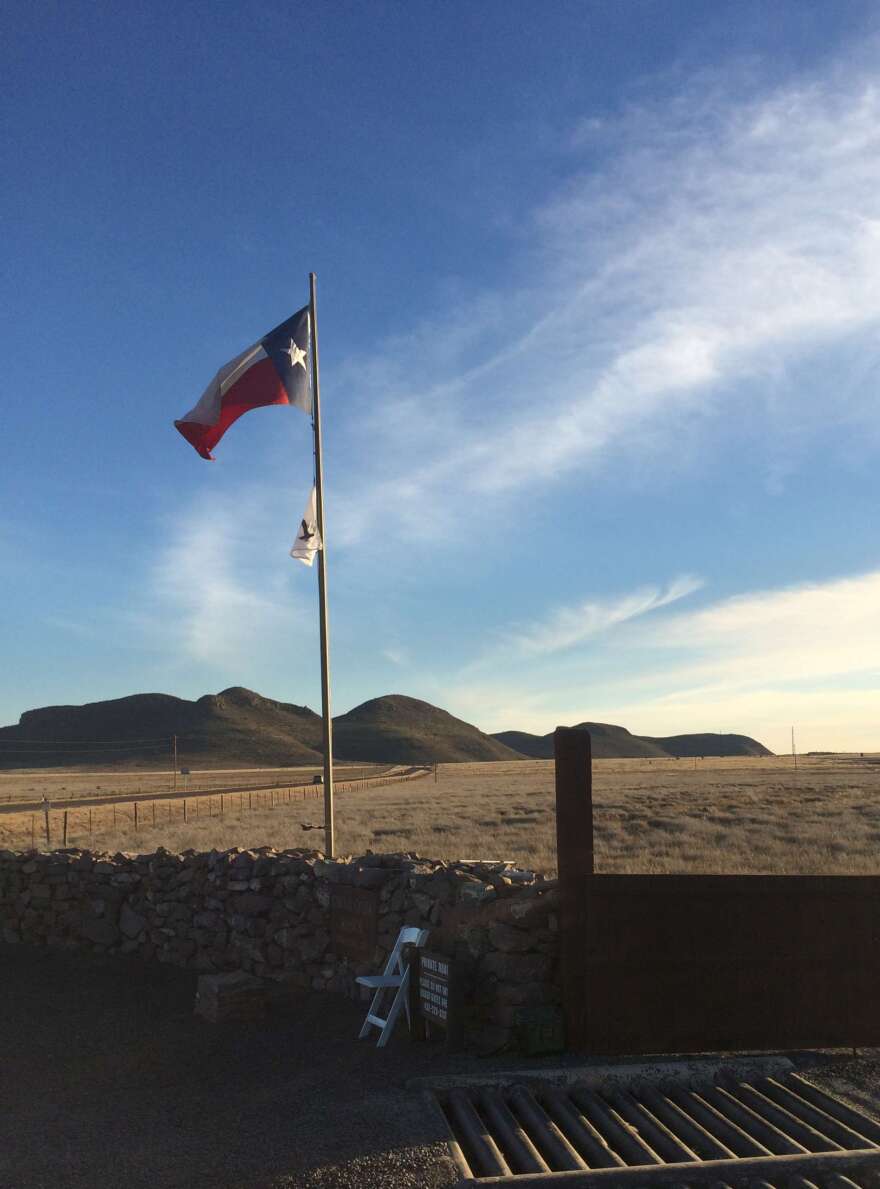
0;847;560;1050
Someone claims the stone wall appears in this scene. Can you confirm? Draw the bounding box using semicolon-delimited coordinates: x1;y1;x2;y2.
0;846;560;1051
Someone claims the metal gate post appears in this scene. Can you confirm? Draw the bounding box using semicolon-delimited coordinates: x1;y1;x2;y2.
555;727;594;879
554;727;593;1050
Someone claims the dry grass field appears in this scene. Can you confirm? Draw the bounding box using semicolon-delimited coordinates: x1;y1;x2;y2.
0;763;383;805
2;754;879;874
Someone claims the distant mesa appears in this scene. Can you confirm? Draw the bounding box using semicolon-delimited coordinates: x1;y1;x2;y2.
0;688;520;769
0;687;324;769
492;723;772;759
0;687;772;768
640;732;772;758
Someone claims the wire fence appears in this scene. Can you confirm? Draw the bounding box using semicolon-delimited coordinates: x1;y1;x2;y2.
7;768;432;850
0;765;394;805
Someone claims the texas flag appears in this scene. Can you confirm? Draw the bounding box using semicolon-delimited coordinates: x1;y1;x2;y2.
174;306;311;459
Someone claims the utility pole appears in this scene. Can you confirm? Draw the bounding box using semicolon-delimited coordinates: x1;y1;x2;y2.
792;725;798;770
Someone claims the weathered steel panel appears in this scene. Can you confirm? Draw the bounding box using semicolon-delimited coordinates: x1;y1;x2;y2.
568;873;880;1053
554;728;880;1055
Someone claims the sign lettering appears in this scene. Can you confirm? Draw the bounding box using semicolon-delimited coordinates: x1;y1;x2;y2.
414;950;463;1048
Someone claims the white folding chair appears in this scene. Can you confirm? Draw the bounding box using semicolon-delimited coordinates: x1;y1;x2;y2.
356;925;429;1048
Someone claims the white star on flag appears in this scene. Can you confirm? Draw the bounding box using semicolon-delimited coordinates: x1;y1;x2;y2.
290;485;322;566
284;339;307;370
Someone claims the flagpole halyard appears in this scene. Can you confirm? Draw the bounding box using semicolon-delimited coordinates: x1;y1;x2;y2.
309;272;336;857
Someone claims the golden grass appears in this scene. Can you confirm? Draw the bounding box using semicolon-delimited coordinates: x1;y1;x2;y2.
0;764;383;805
3;754;880;875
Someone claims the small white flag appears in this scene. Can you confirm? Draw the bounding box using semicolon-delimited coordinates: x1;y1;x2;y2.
290;485;322;566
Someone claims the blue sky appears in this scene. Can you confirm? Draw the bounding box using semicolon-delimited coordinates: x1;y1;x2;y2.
3;1;880;752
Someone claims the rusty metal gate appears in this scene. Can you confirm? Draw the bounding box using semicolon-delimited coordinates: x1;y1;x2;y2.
438;1067;880;1185
555;729;880;1054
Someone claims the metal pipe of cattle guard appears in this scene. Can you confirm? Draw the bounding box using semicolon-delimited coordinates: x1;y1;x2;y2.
699;1086;806;1156
444;1089;511;1178
787;1076;880;1145
758;1079;879;1150
540;1088;626;1169
635;1086;736;1162
604;1087;700;1164
508;1085;588;1172
476;1090;549;1175
719;1078;840;1152
472;1148;880;1188
665;1086;772;1159
571;1087;666;1166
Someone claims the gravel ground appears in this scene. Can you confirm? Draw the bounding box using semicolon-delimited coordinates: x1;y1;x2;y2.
0;944;468;1189
5;943;880;1189
802;1048;880;1121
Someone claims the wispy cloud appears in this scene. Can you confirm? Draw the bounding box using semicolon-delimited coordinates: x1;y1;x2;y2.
451;567;880;751
331;56;880;546
382;646;409;667
503;574;703;657
132;47;880;751
637;568;880;695
145;488;312;673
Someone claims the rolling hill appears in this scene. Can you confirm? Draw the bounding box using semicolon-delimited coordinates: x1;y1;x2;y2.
642;732;773;758
0;689;522;768
492;724;772;759
332;695;523;763
494;723;668;759
0;687;324;769
0;687;772;768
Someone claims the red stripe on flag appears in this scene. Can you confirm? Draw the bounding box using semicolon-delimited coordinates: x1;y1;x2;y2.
175;357;291;459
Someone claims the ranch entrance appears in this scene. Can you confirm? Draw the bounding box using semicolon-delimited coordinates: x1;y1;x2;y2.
555;727;880;1054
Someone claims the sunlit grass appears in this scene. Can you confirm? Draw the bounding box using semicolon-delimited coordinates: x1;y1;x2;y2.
2;754;879;875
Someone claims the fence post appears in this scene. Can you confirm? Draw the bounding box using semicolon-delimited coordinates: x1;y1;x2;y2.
134;802;138;833
554;726;593;1051
555;727;593;878
183;799;187;823
62;810;68;847
31;815;35;849
221;794;224;817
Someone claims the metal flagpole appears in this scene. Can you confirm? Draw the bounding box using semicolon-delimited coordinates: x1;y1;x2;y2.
309;272;335;856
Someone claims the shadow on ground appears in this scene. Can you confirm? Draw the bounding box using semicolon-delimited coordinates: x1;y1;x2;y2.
0;944;465;1189
7;944;880;1189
